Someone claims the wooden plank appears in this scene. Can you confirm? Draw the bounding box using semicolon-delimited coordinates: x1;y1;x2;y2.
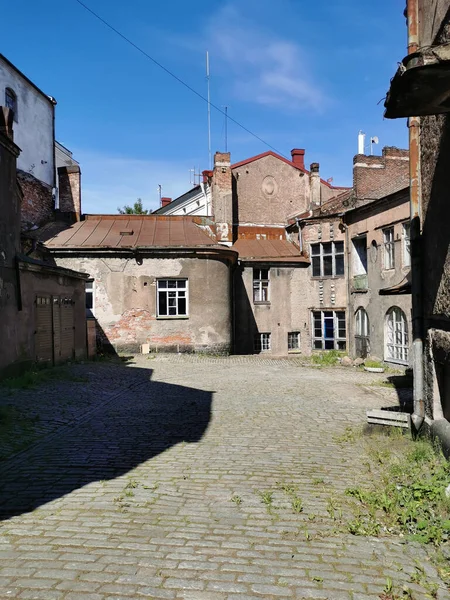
367;409;410;428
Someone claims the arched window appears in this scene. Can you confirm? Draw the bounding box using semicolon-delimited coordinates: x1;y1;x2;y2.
355;307;369;337
385;307;409;363
5;88;17;122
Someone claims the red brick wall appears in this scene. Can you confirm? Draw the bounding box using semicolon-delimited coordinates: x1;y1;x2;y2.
353;147;409;200
18;169;53;230
58;166;81;220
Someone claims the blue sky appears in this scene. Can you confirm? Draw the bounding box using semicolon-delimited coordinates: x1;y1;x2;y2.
3;0;408;213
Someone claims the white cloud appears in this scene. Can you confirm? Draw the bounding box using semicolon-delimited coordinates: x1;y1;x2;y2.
74;149;196;215
205;4;326;112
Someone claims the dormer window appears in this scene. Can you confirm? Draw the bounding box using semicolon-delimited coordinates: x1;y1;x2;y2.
5;88;17;122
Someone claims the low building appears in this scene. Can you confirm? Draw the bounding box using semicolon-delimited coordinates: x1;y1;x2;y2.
0;107;87;377
44;215;237;354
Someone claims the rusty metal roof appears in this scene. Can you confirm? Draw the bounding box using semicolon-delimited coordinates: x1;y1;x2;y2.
232;239;308;263
44;215;219;249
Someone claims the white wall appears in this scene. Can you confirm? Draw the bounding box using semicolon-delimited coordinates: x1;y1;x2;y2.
0;57;54;187
159;185;211;216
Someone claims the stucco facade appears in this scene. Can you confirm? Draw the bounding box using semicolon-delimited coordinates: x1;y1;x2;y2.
0;54;55;188
53;252;235;355
345;189;412;364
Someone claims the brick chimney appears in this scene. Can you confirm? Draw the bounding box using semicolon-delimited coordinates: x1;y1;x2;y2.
211;151;233;244
57;165;81;222
291;149;305;170
161;197;172;208
353;146;409;200
309;162;321;208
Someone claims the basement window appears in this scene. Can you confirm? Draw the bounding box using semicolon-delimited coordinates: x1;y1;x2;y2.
288;332;301;352
254;332;271;353
157;279;188;318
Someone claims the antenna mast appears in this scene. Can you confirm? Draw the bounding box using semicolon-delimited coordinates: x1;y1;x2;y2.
224;105;228;153
206;51;212;169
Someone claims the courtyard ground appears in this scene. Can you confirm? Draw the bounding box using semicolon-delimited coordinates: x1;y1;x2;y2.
0;355;448;600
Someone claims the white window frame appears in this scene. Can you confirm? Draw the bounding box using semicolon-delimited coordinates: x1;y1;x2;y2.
310;241;344;278
355;307;369;337
312;310;346;350
253;268;270;303
288;331;301;352
254;332;271;352
157;279;189;318
385;307;409;364
383;227;395;270
85;280;95;316
402;222;411;268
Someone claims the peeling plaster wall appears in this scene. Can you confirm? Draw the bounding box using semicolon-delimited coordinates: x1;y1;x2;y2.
54;255;233;354
346;195;411;363
234;264;310;355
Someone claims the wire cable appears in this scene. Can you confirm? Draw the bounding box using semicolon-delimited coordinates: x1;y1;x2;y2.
72;0;288;158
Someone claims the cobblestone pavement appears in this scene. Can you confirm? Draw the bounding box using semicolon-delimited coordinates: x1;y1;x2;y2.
0;356;447;600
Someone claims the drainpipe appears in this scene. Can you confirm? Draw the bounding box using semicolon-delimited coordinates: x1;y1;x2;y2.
408;0;424;432
295;218;303;252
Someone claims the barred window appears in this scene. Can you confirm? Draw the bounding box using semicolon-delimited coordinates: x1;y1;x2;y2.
254;332;271;352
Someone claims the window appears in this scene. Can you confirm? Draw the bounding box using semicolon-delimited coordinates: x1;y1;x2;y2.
157;279;188;317
355;307;370;358
385;307;409;364
355;308;369;337
253;268;270;303
312;310;346;350
85;280;94;316
311;241;344;277
383;227;395;269
402;223;411;268
5;88;17;122
254;332;271;352
288;332;301;351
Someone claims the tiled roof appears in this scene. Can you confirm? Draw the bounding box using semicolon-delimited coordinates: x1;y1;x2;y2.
232;239;308;263
44;215;219;249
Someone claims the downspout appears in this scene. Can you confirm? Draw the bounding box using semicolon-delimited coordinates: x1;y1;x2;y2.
408;0;424;432
295;218;303;252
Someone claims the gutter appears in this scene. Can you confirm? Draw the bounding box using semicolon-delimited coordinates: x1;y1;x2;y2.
408;0;425;432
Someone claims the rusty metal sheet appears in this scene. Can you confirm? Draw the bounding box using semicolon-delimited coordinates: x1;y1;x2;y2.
232;238;307;261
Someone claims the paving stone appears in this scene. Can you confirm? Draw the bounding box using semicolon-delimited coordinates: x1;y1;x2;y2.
0;356;439;600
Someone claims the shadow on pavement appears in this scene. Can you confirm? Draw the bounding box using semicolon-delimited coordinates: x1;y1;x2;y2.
0;363;212;520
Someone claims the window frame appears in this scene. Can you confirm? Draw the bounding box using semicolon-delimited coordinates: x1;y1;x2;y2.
385;307;409;365
253;268;270;304
402;222;411;268
287;331;301;352
156;279;189;318
310;241;345;278
355;307;369;338
383;227;395;270
254;332;271;353
312;310;346;350
5;88;18;122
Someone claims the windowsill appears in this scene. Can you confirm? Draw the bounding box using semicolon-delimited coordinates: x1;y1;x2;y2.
351;288;369;294
288;349;302;354
254;301;271;306
156;316;189;320
311;276;345;280
382;268;396;273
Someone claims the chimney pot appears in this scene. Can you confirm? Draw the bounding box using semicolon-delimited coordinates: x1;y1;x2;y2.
291;148;305;170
